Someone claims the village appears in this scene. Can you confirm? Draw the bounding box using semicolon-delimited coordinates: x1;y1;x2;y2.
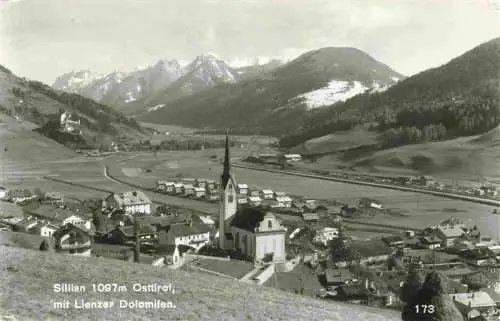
1;134;500;321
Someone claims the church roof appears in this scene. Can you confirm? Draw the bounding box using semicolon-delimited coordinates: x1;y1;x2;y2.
221;129;232;190
230;207;268;233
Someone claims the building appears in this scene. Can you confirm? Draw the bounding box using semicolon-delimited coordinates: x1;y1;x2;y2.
43;192;65;206
173;183;183;194
193;187;205;198
183;184;195;196
31;222;59;237
60;111;81;134
199;216;215;229
261;190;274;200
53;223;94;256
195;179;207;189
284;154;302;162
104;225;156;245
218;131;286;263
450;292;497;316
205;180;216;191
0;186;7;200
181;178;196;186
358;198;382;209
249;190;260;197
248;196;262;207
313;227;339;246
420;236;441;249
157;221;210;250
435;225;465;247
274;191;286;199
24;204;92;230
237;195;248;205
275;195;293;208
13;218;38;233
155;244;181;266
302;212;320;222
155;181;175;193
381;236;405;248
329;238;393;267
237;184;249;195
461;248;497;266
325;268;356;287
103;191;151;215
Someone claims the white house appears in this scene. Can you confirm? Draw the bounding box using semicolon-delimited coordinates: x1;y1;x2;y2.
237;184;249;195
248;196;262;207
199;216;215;229
24;205;92;230
274;191;286;199
275;196;293;208
313;227;339;246
183;184;195;196
174;183;184;194
0;187;7;200
193;187;206;198
31;222;59;237
237;195;248;204
156;181;175;193
261;190;274;200
103;191;151;215
435;225;465;247
284;154;302;162
195;179;207;189
158;221;211;251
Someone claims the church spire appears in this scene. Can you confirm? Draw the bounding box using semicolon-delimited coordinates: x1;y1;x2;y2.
221;128;231;189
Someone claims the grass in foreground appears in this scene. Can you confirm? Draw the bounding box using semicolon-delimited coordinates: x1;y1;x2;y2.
0;245;401;321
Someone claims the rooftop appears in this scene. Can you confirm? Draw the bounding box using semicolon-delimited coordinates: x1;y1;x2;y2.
450;291;496;308
110;191;151;206
230;207;277;233
23;204;85;222
436;225;465;238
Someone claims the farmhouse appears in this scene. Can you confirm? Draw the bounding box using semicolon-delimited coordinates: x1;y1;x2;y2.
7;188;33;203
358;198;382;209
104;225;156;245
302;213;320;222
43;192;65;206
261;190;274;200
284;154;302;162
199;216;215;229
173;183;183;194
183;184;195;196
193;187;205;198
275;195;293;208
12;218;38;233
237;195;248;204
103;191;152;215
205;180;216;191
155;181;175;193
157;221;210;250
24;204;92;230
313;227;339;246
181;178;196;185
53;223;94;256
461;248;497;266
451;292;497;316
420;236;441;249
248;196;262;207
195;179;207;189
435;225;465;247
249;190;260;197
31;221;59;237
237;184;249;195
382;236;405;248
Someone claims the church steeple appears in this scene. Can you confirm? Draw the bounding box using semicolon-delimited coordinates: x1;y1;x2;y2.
221;128;231;190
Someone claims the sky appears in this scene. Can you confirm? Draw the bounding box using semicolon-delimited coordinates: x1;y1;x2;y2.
1;0;499;84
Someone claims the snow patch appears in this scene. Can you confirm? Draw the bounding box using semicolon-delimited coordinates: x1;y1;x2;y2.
298;80;368;109
148;104;165;112
391;77;400;82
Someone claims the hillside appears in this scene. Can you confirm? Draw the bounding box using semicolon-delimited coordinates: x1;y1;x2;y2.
0;64;147;148
0;245;401;321
138;47;404;134
280;37;500;150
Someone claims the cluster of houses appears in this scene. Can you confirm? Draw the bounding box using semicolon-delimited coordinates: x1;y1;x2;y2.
59;111;81;134
154;178;297;209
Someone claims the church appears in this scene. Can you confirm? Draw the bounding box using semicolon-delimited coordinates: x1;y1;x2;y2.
218;130;286;264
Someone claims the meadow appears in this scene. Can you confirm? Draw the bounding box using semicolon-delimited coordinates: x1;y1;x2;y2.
0;245;401;321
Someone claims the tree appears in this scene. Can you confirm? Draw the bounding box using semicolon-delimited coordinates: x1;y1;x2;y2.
400;267;424;304
39;239;52;252
402;271;464;321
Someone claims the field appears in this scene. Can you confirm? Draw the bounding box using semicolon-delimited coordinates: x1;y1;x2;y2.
0;245;401;321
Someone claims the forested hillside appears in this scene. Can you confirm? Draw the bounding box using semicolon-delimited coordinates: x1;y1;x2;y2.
280;37;500;150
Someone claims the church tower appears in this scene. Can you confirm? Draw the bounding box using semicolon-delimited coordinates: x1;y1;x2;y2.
218;129;237;249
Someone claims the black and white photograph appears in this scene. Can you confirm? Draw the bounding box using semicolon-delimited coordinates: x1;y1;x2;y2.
1;0;500;320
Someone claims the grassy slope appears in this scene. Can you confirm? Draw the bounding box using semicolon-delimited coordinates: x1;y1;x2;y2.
0;245;401;321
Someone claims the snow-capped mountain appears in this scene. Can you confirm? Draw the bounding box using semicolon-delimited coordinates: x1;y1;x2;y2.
53;70;102;93
52;54;239;115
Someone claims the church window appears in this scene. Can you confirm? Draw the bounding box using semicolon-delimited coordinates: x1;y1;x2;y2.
268;220;272;229
228;194;234;203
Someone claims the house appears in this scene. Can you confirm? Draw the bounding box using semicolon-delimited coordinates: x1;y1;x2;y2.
193;187;205;198
249;190;260;197
450;292;497;316
405;230;415;238
0;186;7;200
157;221;211;250
284;154;302;162
382;236;405;248
274;191;286;199
416;176;435;187
302;212;320;222
313;227;339;246
260;190;274;200
199;216;215;229
53;223;94;256
24;204;92;230
435;225;465;247
461;248;497;266
205;180;216;191
488;245;500;260
304;199;318;211
439;218;467;229
442;267;475;281
328;239;393;267
276;196;293;208
155;244;181;266
195;179;207;189
480;186;498;197
155;181;175;193
103;191;152;215
358;198;382;209
43;192;64;206
237;184;249;195
183;184;195;196
248;196;262;207
480;287;500;308
7;188;33;204
205;191;219;202
181;178;196;186
31;221;59;237
173;183;183;194
325;268;356;287
104;225;156;245
237;195;248;205
420;236;441;249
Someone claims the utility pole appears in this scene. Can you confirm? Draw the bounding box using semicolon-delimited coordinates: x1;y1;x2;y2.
134;217;140;263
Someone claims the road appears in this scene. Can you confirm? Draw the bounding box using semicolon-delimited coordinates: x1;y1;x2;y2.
233;163;500;208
